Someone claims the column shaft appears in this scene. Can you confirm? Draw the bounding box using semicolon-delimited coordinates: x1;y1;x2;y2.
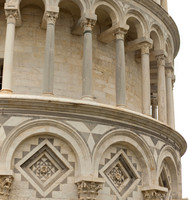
81;19;96;100
1;10;17;93
141;44;151;115
157;55;167;123
166;67;175;128
151;98;158;119
43;12;58;94
115;30;126;107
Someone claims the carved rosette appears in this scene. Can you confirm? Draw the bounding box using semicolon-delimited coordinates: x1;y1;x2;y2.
142;190;166;200
46;11;58;25
76;180;104;200
156;54;166;67
5;9;18;24
0;175;14;199
81;18;96;33
114;28;128;40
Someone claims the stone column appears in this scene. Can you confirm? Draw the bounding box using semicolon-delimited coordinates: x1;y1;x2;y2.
140;43;152;115
0;175;14;200
165;65;175;128
81;18;96;100
156;54;167;123
115;28;127;107
1;9;18;93
43;11;58;95
75;179;104;200
142;189;167;200
151;97;158;119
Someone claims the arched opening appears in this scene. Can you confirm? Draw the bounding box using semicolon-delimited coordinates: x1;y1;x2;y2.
88;3;118;105
95;5;112;33
12;0;45;95
20;0;44;10
149;28;162;119
126;17;144;42
53;0;82;99
125;14;146;112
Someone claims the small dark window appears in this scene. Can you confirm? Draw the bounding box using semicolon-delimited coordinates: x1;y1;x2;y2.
0;59;3;90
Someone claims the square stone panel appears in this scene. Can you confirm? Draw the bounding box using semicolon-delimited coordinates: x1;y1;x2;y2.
15;139;73;197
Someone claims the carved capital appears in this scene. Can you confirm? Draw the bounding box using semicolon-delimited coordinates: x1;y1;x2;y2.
114;28;128;40
0;175;14;199
46;11;58;25
142;190;166;200
156;54;166;67
75;179;104;200
151;97;158;106
5;9;18;24
139;42;152;55
81;18;96;33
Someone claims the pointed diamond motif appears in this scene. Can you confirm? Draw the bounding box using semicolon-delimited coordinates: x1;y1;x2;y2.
100;149;141;199
15;139;73;197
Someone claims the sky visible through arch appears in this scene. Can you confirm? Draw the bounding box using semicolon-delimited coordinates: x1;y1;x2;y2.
169;1;189;198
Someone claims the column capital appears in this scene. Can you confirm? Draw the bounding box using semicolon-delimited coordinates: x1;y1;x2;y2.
165;64;174;78
75;178;104;200
81;18;97;32
45;11;59;25
0;175;14;199
156;54;166;67
5;9;19;24
114;27;128;40
139;42;152;55
142;189;167;200
151;96;158;106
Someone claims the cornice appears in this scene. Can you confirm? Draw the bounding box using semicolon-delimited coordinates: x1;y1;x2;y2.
133;0;180;58
0;94;187;156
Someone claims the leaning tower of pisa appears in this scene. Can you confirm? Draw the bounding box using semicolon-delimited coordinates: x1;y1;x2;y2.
0;0;186;199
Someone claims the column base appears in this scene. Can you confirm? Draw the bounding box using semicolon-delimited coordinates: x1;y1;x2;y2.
116;104;126;108
0;89;13;94
82;95;95;101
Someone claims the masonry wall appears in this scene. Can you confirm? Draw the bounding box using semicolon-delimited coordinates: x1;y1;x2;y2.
0;5;142;112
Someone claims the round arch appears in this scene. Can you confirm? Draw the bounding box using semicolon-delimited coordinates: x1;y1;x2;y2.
19;0;45;10
0;119;91;177
150;24;164;50
58;0;87;15
157;145;180;199
125;9;148;38
92;0;122;26
92;129;156;186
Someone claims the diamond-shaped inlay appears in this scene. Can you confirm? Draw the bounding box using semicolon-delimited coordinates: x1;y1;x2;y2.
100;149;140;199
15;139;73;197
